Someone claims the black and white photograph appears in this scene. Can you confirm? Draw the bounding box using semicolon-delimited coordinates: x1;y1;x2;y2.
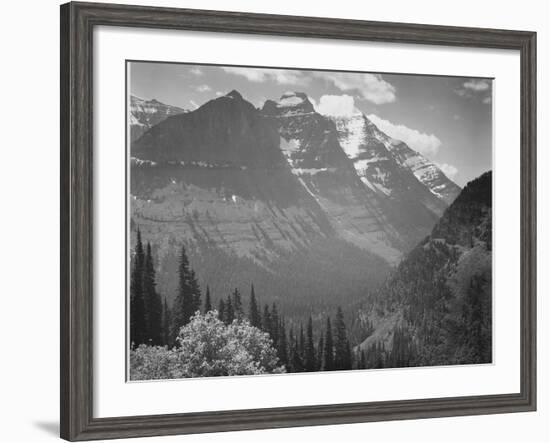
128;62;493;381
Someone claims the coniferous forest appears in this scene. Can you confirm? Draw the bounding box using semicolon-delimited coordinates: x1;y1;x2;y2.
130;234;363;379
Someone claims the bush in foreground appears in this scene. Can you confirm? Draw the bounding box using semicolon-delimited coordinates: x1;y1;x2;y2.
130;311;284;380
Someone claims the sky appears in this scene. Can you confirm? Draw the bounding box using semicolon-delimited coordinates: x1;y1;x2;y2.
129;61;493;187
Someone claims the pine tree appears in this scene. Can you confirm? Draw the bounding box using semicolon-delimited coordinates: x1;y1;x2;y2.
277;318;288;367
344;339;353;370
375;342;385;368
143;242;163;345
130;229;146;346
161;296;171;346
232;288;243;321
262;304;271;334
289;328;303;372
360;350;366;369
270;303;280;349
189;269;202;315
317;335;324;370
224;295;234;324
323;317;335;371
248;284;261;328
305;316;316;372
203;285;212;313
298;323;305;362
172;245;195;341
217;298;226;322
334;307;350;370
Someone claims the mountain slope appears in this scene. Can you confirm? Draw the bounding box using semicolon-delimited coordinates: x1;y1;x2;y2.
330;113;460;213
131;91;391;319
356;171;492;367
130;95;187;141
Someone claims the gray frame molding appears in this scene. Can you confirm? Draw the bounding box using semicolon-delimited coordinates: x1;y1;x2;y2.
60;2;536;441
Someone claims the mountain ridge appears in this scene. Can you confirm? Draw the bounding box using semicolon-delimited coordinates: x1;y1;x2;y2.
130;95;187;141
356;171;492;367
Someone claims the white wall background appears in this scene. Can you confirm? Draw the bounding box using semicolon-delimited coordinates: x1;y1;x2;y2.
0;0;547;441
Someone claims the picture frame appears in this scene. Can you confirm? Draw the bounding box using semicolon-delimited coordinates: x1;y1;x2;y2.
60;1;536;441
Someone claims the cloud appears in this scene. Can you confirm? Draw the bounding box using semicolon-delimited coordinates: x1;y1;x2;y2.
455;78;492;104
196;84;212;92
314;73;396;104
316;94;358;117
221;67;309;85
463;79;490;92
190;67;203;76
367;114;442;157
189;100;199;109
215;91;223;97
218;68;396;103
437;163;459;179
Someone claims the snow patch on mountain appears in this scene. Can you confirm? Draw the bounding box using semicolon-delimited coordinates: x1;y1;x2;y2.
280;137;301;157
331;114;367;159
291;167;336;176
278;92;306;107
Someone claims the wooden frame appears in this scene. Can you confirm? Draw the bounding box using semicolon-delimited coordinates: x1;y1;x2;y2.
60;1;537;440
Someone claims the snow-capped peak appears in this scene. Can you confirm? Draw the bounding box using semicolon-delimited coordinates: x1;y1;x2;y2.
262;92;315;117
277;91;311;107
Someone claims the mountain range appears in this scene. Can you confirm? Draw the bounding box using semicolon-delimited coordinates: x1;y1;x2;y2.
130;95;187;141
130;90;461;320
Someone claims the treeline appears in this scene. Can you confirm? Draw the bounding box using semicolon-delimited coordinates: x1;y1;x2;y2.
130;233;366;373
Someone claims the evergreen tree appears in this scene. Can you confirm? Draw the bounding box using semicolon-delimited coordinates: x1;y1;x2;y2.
172;245;195;341
189;269;202;315
217;298;226;322
248;284;261;328
290;328;303;372
203;285;212;313
334;307;351;370
298;324;305;362
305;316;316;372
277;318;288;367
143;242;163;345
270;303;280;349
130;229;146;346
344;339;353;370
317;335;324;370
232;288;243;320
224;295;234;324
262;304;272;335
323;317;335;371
161;296;171;346
375;342;385;368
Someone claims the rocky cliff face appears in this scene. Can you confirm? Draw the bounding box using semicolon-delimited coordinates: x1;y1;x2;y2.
130;95;187;141
330;113;460;214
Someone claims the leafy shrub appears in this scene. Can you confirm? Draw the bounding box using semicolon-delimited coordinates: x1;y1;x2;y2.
130;310;284;380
